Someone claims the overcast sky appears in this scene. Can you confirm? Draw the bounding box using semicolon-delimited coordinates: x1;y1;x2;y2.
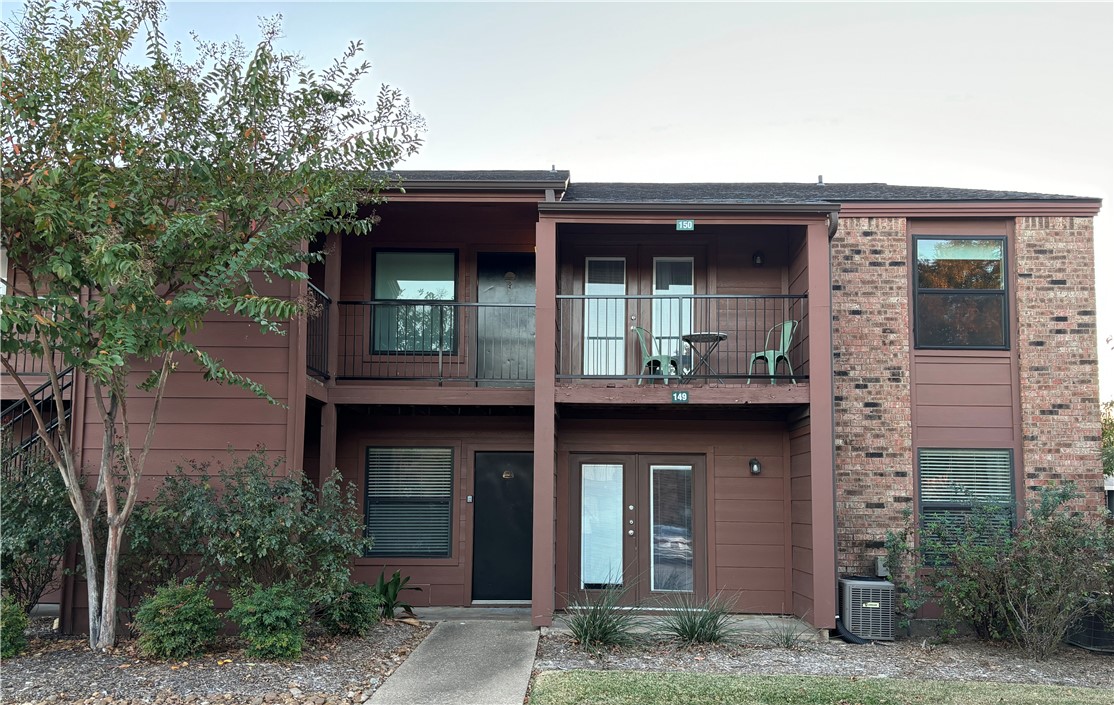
7;1;1113;398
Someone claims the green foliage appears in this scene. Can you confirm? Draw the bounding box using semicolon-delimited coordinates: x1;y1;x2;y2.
0;0;421;648
133;581;221;659
920;484;1114;658
563;585;638;653
177;453;371;598
317;582;381;637
228;582;308;660
1101;400;1113;477
654;592;736;645
1;593;30;659
883;512;927;631
0;446;79;612
370;570;421;620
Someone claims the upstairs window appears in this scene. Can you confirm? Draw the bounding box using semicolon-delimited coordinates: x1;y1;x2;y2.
373;251;457;353
914;237;1007;349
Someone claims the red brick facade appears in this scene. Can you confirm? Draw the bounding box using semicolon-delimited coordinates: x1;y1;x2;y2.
1015;216;1104;510
831;217;914;575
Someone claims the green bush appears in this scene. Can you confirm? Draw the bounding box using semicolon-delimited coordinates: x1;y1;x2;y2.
317;583;381;636
564;584;638;653
133;581;221;659
165;452;370;598
922;484;1113;659
1;593;30;659
654;592;736;645
0;446;79;613
228;582;308;660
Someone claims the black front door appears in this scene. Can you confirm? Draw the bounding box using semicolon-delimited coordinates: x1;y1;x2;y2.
472;452;533;601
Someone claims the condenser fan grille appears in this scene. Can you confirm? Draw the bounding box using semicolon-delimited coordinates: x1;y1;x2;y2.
840;578;895;641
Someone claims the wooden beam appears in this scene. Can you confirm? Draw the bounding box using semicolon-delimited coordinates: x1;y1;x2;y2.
327;385;535;406
554;383;809;406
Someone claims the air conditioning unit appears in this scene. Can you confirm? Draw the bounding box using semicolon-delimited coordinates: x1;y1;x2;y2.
840;577;896;641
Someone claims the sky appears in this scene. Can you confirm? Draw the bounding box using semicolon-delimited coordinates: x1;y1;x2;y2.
5;0;1113;398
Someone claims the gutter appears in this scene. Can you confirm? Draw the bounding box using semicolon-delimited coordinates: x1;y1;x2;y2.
538;201;842;215
386;178;571;192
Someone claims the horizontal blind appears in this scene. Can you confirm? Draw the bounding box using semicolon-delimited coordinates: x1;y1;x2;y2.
918;449;1012;505
366;447;453;557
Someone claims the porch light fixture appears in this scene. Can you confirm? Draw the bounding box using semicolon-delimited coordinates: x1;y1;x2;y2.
748;458;762;475
752;251;765;267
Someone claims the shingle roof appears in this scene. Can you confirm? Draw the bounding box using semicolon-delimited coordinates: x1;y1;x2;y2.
383;170;570;184
562;182;1095;204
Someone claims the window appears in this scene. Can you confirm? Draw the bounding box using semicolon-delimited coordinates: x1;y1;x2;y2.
365;447;453;557
373;251;457;353
914;237;1007;348
918;448;1013;555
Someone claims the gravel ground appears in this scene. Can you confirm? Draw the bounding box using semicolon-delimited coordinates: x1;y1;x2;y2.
534;631;1114;690
1;618;431;705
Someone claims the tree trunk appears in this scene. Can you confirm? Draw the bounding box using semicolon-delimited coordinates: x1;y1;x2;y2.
96;521;125;650
76;513;102;649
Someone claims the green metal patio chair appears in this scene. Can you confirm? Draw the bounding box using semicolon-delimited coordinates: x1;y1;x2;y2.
747;320;798;385
631;326;678;385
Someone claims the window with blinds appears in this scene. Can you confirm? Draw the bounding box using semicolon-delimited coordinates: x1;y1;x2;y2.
918;448;1014;552
365;447;453;557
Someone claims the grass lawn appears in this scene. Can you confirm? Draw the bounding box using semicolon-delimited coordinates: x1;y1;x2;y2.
529;671;1111;705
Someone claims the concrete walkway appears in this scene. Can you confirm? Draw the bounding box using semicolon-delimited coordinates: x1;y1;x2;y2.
370;617;538;705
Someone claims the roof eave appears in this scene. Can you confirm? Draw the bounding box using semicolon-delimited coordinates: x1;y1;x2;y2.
388;178;570;192
538;201;842;214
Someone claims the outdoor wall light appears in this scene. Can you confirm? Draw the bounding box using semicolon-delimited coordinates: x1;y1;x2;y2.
752;251;765;267
748;458;762;475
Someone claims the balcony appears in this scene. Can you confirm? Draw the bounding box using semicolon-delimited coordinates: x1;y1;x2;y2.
556;294;809;385
335;301;535;385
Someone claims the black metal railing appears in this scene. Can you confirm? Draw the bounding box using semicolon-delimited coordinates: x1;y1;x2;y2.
1;366;74;482
556;294;809;383
337;301;535;384
306;283;330;380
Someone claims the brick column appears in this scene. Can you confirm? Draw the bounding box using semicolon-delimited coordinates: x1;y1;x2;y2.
830;217;914;575
1015;216;1103;511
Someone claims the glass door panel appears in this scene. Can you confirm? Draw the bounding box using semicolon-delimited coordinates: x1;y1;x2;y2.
580;464;625;589
652;258;693;361
584;258;626;375
649;464;694;592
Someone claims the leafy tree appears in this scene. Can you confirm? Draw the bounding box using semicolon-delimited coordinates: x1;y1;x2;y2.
0;0;422;649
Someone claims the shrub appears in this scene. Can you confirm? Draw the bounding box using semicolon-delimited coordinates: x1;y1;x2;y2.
317;583;381;636
0;447;79;613
654;592;736;645
228;582;308;660
133;581;221;659
1;593;30;659
170;452;371;598
369;570;421;619
563;584;638;653
922;484;1113;659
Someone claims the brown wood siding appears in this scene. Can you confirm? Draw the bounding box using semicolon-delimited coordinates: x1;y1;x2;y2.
555;417;794;614
908;219;1022;482
336;413;533;606
789;416;813;618
788;230;810;378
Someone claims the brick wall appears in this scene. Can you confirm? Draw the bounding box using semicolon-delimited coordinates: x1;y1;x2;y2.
831;217;914;575
1015;216;1104;511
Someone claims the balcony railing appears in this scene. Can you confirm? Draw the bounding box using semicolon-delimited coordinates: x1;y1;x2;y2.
337;301;535;385
556;294;809;383
306;283;330;380
2;367;74;482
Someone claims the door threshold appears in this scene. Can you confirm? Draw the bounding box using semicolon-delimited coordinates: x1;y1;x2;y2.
471;600;532;605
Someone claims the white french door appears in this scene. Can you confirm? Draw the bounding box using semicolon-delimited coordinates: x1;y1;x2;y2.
583;258;626;375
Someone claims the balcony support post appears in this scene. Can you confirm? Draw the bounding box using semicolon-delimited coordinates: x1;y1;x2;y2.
324;232;343;385
532;216;558;627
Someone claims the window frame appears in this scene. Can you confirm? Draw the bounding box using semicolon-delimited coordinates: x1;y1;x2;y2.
912;235;1009;350
370;249;459;356
917;447;1015;555
364;446;455;559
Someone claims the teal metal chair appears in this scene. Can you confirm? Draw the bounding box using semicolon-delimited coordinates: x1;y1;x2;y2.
631;326;678;385
747;320;798;384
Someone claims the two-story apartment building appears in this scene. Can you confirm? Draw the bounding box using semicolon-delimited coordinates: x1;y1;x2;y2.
2;170;1104;633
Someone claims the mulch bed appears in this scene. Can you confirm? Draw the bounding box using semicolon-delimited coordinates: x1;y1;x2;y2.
1;618;431;705
534;630;1114;690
